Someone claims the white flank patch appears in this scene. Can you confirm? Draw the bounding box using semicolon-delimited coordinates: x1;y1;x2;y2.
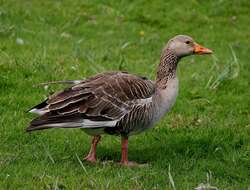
29;108;48;115
44;122;82;128
81;119;119;128
42;119;118;129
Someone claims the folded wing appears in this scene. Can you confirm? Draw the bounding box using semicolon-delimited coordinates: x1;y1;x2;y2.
27;71;155;132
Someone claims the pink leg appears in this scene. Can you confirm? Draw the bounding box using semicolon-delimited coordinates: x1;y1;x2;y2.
120;136;129;165
119;136;146;167
83;135;101;163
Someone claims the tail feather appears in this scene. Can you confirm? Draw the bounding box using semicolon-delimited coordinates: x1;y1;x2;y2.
27;99;48;112
27;99;49;115
26;113;83;132
26;113;117;132
26;122;83;132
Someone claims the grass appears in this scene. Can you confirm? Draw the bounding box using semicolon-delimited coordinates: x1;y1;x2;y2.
0;0;250;189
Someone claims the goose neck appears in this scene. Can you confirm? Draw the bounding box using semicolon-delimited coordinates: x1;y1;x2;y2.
156;49;179;89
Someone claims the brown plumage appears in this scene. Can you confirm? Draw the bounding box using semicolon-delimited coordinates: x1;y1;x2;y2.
28;72;155;132
27;35;212;166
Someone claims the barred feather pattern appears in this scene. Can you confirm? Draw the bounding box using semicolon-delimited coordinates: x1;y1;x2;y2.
28;48;180;136
105;50;180;136
113;100;156;135
47;72;155;117
27;72;157;133
156;49;178;88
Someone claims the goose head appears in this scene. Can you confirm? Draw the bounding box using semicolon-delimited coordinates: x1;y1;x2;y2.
166;35;213;58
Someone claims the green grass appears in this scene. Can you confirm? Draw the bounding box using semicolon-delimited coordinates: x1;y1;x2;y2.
0;0;250;189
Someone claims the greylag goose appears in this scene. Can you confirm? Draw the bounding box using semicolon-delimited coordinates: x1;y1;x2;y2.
27;35;212;166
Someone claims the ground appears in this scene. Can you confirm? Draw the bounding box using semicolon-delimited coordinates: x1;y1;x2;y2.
0;0;249;189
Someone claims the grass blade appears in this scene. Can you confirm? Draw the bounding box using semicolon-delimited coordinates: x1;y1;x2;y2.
75;153;88;175
168;164;176;190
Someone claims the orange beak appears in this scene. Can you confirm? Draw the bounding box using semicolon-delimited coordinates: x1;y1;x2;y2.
193;43;213;55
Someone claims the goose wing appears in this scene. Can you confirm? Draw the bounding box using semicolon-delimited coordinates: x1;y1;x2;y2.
27;71;155;131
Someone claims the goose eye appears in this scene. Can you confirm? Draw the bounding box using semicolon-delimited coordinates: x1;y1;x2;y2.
185;41;191;45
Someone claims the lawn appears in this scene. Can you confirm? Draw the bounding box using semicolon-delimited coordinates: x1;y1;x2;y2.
0;0;249;189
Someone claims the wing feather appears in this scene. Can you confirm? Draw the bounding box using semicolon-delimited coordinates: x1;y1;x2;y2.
27;71;155;132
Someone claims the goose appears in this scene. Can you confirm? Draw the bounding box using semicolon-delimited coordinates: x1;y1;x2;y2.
27;35;212;166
